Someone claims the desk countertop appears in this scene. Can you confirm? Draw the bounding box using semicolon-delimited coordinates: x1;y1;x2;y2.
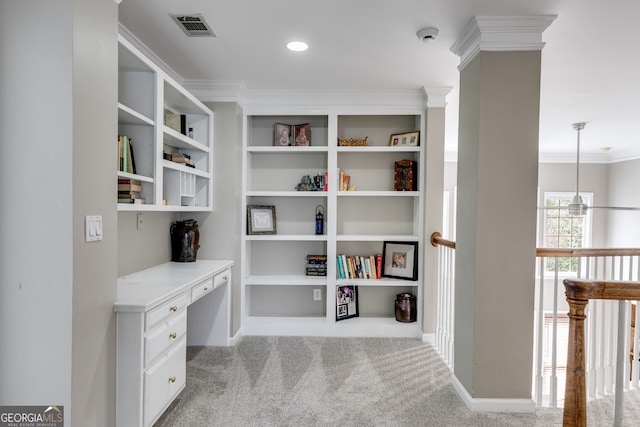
115;259;233;312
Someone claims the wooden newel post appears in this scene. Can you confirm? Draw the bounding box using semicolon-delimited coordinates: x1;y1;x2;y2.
563;294;589;427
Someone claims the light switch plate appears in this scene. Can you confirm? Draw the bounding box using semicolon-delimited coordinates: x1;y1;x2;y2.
85;215;103;242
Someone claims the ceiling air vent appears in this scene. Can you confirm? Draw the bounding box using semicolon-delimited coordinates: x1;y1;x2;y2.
171;14;216;37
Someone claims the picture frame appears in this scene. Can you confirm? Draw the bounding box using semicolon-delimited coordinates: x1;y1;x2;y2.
293;123;311;146
389;131;420;147
336;285;359;321
247;205;277;235
274;123;292;146
382;241;418;281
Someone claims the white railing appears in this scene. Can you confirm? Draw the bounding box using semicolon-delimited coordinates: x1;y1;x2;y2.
429;231;640;419
431;232;456;369
533;248;640;413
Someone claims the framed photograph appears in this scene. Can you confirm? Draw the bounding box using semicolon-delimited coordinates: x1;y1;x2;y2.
389;131;420;147
274;123;292;146
336;285;359;321
293;123;311;146
247;205;277;235
382;241;418;281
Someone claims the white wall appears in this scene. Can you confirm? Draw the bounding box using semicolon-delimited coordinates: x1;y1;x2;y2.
0;0;74;409
0;3;119;426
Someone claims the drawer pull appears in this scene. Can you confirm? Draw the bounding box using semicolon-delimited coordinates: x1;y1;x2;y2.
169;376;176;383
169;332;177;339
169;306;178;312
204;287;208;291
223;275;228;281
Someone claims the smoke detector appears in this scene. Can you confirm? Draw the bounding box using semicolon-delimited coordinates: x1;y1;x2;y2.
417;27;439;43
171;14;216;37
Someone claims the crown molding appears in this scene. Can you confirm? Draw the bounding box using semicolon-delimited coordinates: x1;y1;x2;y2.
451;15;557;71
423;86;453;108
118;23;183;84
184;83;439;111
189;84;454;111
184;80;248;106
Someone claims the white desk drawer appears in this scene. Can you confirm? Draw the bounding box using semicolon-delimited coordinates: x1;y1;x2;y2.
144;311;187;366
143;336;186;427
213;268;230;289
145;292;188;332
190;277;214;303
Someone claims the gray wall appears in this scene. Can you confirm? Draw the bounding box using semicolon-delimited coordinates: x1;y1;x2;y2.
537;162;609;247
607;158;640;247
71;0;118;425
191;102;244;337
0;1;118;426
118;212;178;276
455;50;541;399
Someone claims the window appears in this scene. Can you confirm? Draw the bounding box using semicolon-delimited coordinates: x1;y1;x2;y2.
542;192;592;274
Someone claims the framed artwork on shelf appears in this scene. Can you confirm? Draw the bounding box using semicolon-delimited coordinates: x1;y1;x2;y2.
389;131;420;147
336;285;359;321
382;241;418;281
274;123;292;146
293;123;311;146
247;205;277;235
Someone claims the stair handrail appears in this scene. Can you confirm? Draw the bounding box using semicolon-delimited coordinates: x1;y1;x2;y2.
430;232;456;249
562;278;640;427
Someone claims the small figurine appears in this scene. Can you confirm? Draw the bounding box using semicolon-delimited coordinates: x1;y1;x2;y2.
295;175;318;191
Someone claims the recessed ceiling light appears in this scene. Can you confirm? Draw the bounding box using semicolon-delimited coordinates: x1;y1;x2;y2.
287;41;308;52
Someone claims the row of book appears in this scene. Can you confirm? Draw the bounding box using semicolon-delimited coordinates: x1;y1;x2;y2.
118;178;144;204
305;255;327;277
118;135;137;174
337;254;382;280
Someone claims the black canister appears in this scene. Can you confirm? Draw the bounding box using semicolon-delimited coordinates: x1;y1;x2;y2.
395;293;417;323
170;219;200;262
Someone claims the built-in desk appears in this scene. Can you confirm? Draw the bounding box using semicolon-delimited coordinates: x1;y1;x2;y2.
114;260;233;427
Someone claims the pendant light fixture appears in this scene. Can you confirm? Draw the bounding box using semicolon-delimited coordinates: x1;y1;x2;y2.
567;122;588;216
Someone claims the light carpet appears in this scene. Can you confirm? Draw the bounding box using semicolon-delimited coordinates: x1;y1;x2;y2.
154;336;640;426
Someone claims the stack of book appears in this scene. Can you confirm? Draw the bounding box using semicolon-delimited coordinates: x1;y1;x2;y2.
306;255;327;277
118;179;144;204
336;254;382;280
170;152;195;168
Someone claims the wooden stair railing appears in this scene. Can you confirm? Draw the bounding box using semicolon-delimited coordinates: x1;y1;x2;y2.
430;232;455;249
562;278;640;427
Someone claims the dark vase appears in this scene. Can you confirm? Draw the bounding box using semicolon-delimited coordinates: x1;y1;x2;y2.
395;293;417;323
170;219;200;262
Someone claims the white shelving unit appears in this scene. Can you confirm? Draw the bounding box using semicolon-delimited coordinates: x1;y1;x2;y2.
241;112;425;337
117;34;213;211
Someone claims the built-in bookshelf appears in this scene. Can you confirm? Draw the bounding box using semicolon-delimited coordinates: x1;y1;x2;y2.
117;34;213;211
241;112;424;337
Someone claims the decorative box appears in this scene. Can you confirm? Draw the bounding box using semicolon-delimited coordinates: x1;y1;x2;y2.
394;160;417;191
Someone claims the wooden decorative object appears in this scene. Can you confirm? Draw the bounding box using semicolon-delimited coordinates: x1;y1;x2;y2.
337;137;368;146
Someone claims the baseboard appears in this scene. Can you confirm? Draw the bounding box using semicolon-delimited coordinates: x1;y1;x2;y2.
422;333;435;345
229;328;242;346
451;375;535;413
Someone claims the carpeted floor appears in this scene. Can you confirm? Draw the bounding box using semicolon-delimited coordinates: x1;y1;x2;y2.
154;336;640;426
